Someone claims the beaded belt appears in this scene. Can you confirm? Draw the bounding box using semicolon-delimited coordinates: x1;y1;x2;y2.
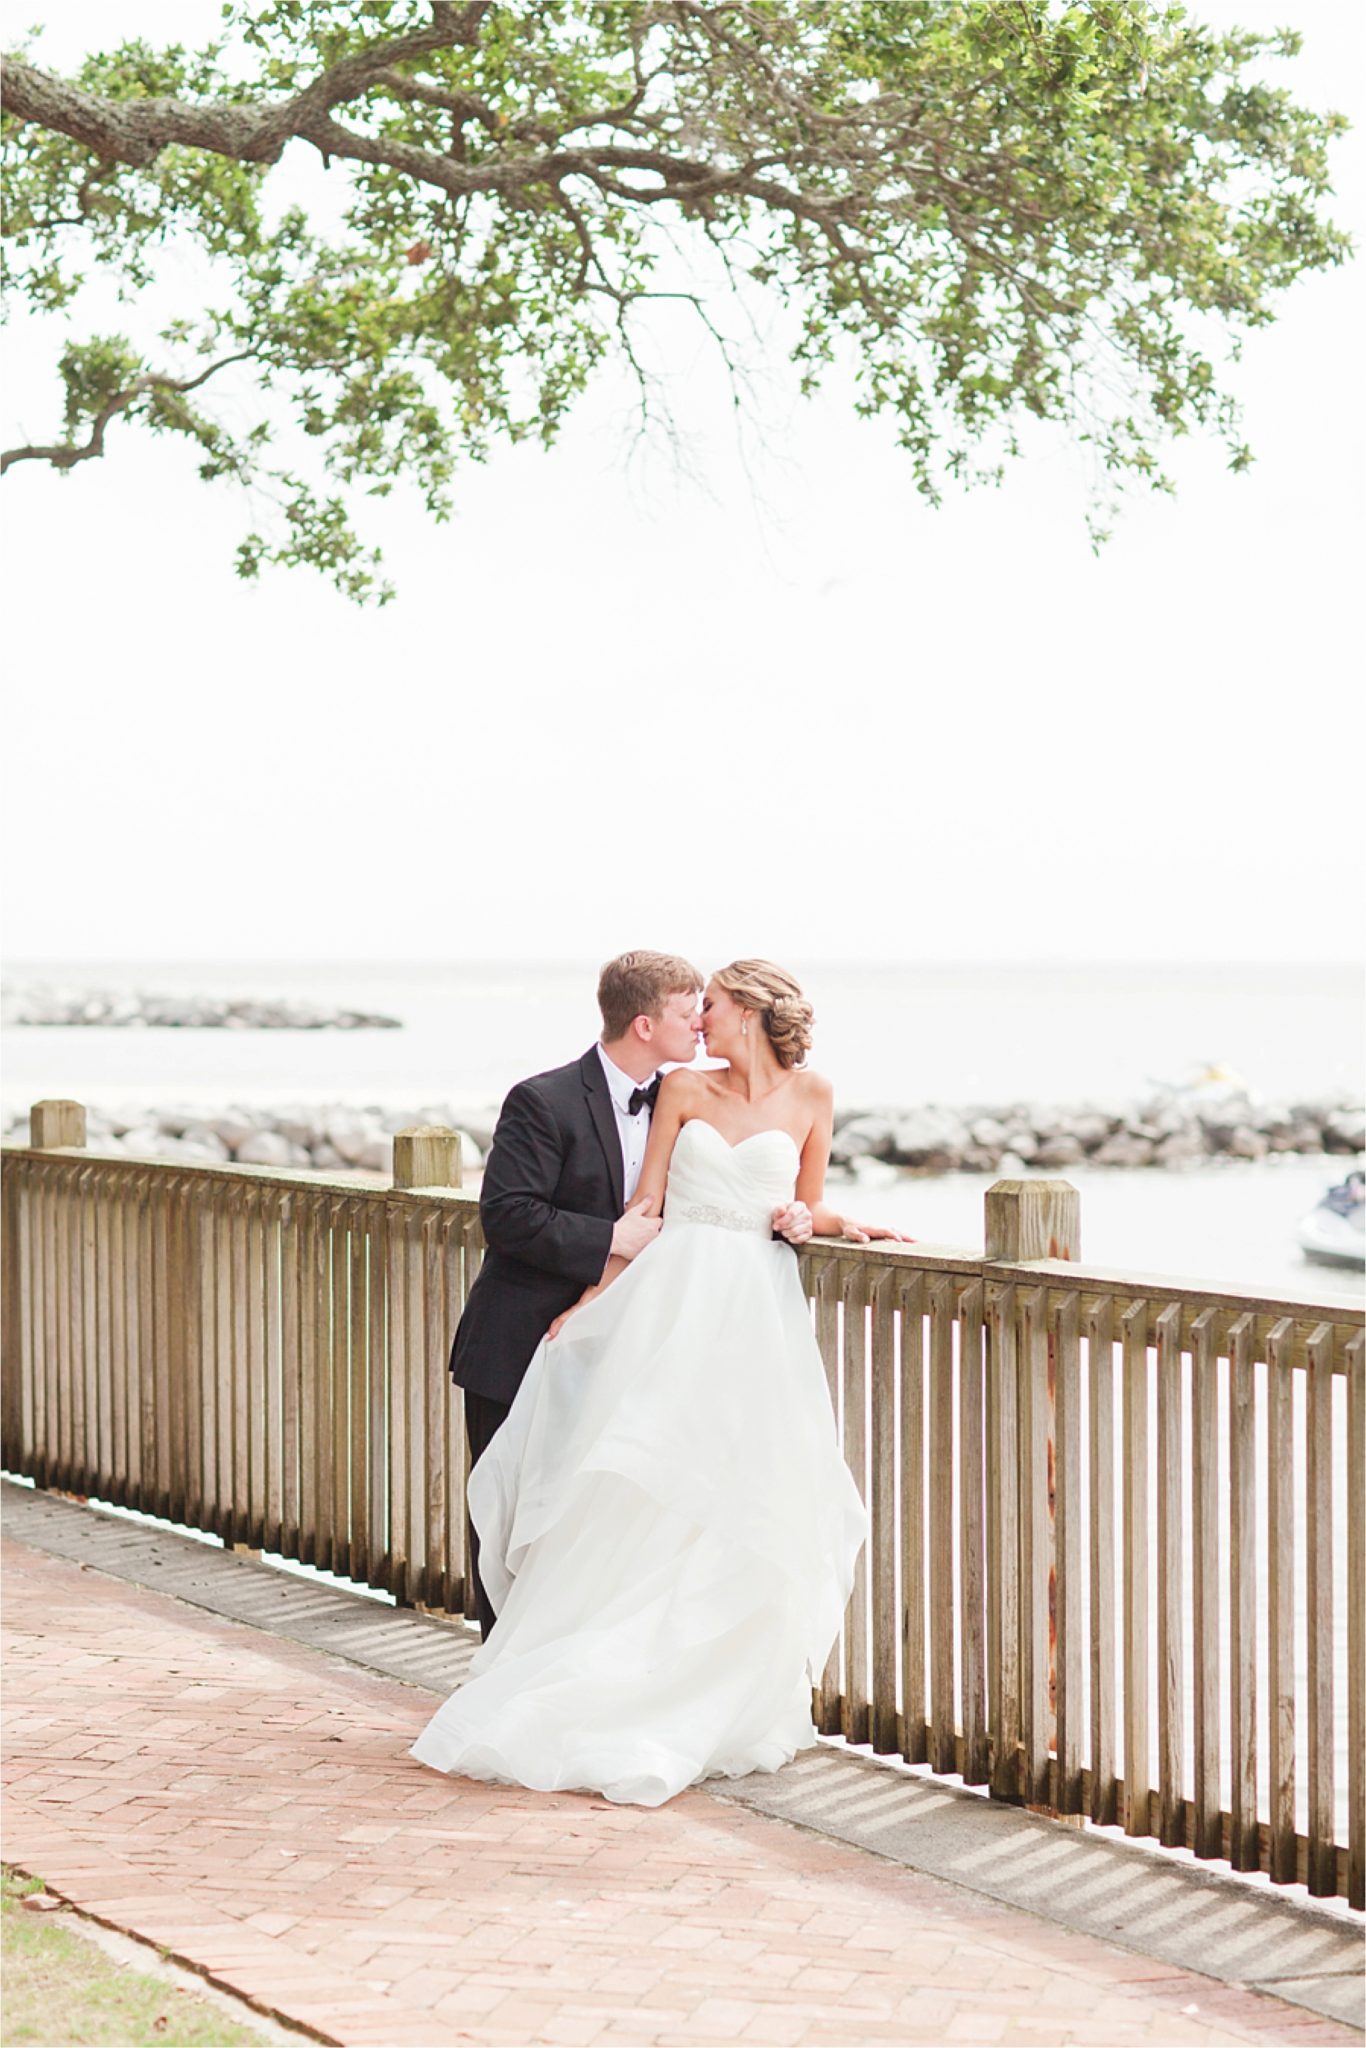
668;1202;772;1235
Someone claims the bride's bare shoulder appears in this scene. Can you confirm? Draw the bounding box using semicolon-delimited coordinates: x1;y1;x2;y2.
658;1067;706;1101
796;1069;834;1105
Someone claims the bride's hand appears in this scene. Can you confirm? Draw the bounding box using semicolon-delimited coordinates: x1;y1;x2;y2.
841;1220;916;1245
548;1285;599;1340
772;1200;813;1245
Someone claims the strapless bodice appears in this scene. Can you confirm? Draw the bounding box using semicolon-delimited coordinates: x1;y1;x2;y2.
663;1119;799;1234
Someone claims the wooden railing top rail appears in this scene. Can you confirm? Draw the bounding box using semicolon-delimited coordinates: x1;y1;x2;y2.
5;1137;1361;1344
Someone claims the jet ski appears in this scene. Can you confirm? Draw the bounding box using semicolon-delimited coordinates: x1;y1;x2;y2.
1298;1170;1366;1272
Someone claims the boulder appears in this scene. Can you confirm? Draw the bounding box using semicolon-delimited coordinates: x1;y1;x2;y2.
1197;1094;1260;1149
324;1111;378;1165
456;1130;484;1171
357;1135;395;1174
1093;1132;1155;1168
1035;1133;1085;1168
179;1123;230;1161
1154;1129;1207;1169
120;1125;165;1157
1068;1112;1116;1150
888;1107;969;1169
234;1131;293;1168
1267;1121;1323;1155
970;1116;1010;1151
309;1142;346;1171
214;1110;266;1151
155;1106;200;1137
176;1138;230;1165
829;1114;896;1166
275;1113;319;1148
1227;1125;1269;1161
1324;1109;1366;1154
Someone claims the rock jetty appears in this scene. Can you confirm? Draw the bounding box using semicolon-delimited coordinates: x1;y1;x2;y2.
3;1091;1360;1179
1;986;401;1030
830;1091;1364;1175
0;1103;484;1178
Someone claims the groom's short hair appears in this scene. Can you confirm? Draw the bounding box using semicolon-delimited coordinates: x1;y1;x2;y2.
598;951;703;1040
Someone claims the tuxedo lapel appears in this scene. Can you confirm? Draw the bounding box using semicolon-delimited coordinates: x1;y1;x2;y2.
579;1047;625;1213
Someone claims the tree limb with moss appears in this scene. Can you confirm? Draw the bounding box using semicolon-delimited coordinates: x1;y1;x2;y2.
1;0;1350;602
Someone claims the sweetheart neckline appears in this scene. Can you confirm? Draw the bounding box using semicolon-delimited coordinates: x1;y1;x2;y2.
679;1120;801;1160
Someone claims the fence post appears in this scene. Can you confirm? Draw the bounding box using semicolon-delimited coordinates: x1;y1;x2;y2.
984;1179;1080;1263
392;1126;462;1191
391;1124;463;1622
985;1179;1080;1811
29;1100;87;1149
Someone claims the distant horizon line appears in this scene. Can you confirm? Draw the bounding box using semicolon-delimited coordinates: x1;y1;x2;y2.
4;956;1363;975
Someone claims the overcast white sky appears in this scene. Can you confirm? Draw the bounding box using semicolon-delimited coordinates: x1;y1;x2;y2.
2;1;1362;969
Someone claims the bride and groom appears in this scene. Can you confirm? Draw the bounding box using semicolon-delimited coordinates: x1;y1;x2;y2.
411;950;907;1808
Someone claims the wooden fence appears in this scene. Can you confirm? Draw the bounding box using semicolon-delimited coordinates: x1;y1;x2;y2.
1;1103;1361;1906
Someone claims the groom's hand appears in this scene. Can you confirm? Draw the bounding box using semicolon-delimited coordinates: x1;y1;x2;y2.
610;1199;661;1262
773;1201;813;1246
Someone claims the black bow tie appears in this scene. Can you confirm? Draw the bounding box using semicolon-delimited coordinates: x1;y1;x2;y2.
627;1076;661;1117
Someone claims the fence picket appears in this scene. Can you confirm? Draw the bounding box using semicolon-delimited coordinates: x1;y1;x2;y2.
899;1273;927;1765
869;1271;898;1756
1086;1299;1116;1825
1156;1302;1185;1847
1267;1317;1297;1884
1019;1286;1050;1804
1121;1299;1150;1837
929;1276;956;1775
1191;1309;1220;1861
1348;1332;1364;1911
815;1260;843;1735
1228;1313;1259;1872
959;1280;988;1786
1054;1289;1082;1813
1305;1323;1335;1897
842;1265;871;1747
988;1281;1019;1801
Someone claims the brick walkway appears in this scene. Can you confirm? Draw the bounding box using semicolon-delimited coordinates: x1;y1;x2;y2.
2;1537;1357;2048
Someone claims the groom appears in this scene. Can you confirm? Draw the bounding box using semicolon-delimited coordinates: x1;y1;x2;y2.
450;948;812;1638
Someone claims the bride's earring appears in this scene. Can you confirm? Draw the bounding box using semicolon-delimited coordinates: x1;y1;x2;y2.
741;1017;749;1037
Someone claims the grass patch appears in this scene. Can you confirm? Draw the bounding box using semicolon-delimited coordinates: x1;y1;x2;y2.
2;1868;266;2045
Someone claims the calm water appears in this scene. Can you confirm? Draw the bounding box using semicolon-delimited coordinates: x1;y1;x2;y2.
4;957;1362;1110
3;957;1362;1306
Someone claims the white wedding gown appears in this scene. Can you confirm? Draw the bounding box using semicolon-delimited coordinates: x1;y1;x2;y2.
410;1120;867;1807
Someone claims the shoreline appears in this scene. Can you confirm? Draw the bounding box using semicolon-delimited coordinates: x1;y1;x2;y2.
2;1089;1360;1180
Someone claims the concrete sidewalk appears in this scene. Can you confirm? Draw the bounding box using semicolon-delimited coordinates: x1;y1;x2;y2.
2;1490;1362;2047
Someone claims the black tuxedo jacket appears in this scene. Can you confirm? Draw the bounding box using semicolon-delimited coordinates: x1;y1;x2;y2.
450;1047;626;1404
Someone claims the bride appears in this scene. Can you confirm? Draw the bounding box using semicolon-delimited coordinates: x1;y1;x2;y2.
410;959;908;1807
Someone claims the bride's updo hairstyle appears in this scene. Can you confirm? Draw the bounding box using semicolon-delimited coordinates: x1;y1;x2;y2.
713;959;814;1070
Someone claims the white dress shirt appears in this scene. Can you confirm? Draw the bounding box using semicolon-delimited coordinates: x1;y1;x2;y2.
596;1044;655;1205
